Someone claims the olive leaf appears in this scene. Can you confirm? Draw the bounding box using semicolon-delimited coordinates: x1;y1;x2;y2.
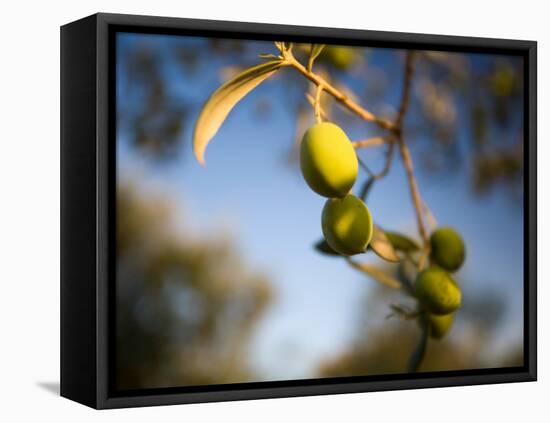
347;259;402;289
385;231;420;253
314;239;341;256
369;225;401;263
308;44;325;71
193;60;284;165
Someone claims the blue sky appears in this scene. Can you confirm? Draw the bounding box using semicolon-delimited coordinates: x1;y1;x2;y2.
117;33;524;380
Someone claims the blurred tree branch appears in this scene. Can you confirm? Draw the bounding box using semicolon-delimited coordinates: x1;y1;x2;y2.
394;52;429;245
352;136;388;149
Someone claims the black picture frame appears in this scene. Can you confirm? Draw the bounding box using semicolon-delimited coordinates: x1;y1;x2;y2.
60;12;537;409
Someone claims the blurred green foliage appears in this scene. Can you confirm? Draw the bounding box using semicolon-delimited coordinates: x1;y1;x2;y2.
116;184;272;389
317;284;523;377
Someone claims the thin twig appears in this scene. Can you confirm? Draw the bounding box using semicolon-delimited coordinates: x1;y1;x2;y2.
359;177;375;201
352;137;388;149
308;44;315;72
391;53;431;372
397;138;428;244
357;157;374;177
395;52;416;128
305;93;329;121
423;201;438;231
388;304;419;320
408;315;429;372
393;51;429;245
314;84;324;123
283;50;395;131
375;141;395;180
357;139;395;182
356;136;396;201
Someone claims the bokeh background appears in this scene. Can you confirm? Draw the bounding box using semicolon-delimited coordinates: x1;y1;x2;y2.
115;32;524;390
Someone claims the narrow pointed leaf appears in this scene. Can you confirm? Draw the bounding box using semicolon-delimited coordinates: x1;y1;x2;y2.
193;60;284;165
369;225;401;262
347;259;402;289
385;231;420;253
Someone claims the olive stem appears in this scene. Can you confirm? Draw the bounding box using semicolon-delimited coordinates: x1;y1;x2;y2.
352;137;388;149
314;84;324;123
283;50;395;131
393;51;430;245
357;139;395;182
356;136;396;201
396;135;429;244
395;53;431;372
375;141;395;181
408;315;429;372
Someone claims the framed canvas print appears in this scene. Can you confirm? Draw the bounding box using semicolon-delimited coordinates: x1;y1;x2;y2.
60;13;537;409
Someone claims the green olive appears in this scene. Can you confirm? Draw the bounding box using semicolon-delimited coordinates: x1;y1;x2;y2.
323;46;356;70
426;313;455;340
322;194;373;255
430;227;466;272
415;267;462;315
300;122;358;198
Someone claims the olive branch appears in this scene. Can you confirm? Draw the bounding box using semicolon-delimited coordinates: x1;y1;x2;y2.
192;42;460;373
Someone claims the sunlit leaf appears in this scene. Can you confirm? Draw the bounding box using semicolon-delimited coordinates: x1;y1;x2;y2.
314;239;341;256
193;60;284;165
347;259;402;289
369;225;400;262
385;231;420;253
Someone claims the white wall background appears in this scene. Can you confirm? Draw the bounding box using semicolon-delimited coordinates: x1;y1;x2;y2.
0;0;546;420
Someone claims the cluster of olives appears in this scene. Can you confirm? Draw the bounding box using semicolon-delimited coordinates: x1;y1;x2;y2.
300;121;466;342
415;227;466;339
300;122;373;255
